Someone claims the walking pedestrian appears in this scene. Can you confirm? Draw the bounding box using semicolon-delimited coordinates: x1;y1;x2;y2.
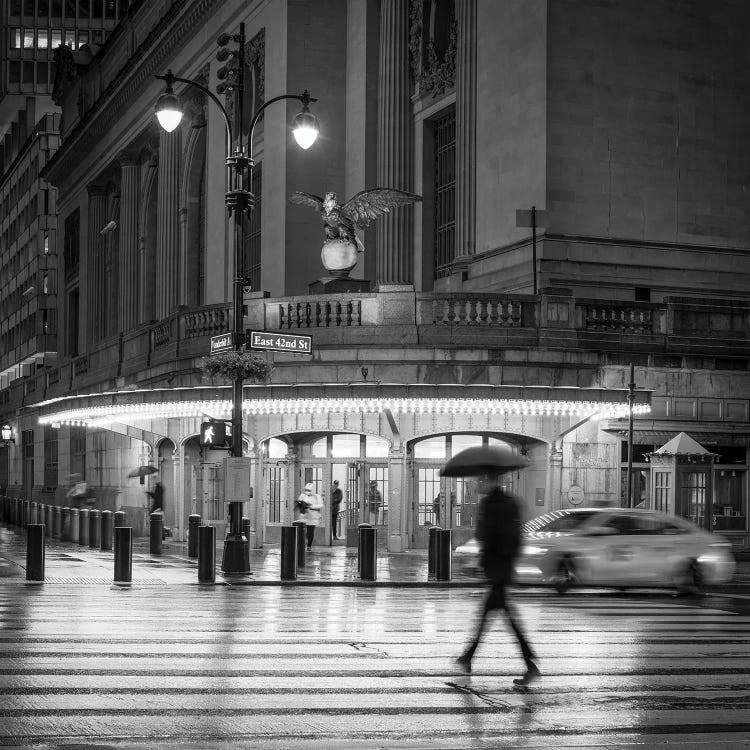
297;482;324;549
454;472;540;687
330;480;343;540
367;480;382;526
146;481;165;515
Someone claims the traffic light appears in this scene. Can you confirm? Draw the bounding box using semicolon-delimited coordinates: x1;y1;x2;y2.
200;421;227;448
215;32;240;96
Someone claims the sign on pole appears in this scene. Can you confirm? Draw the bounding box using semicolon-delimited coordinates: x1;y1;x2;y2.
247;330;312;354
223;457;252;503
210;333;236;354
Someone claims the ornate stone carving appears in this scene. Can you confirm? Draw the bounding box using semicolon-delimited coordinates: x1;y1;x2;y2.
245;28;265;106
409;0;457;99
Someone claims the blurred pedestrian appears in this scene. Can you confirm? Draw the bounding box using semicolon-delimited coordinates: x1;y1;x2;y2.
297;482;324;549
367;480;382;526
146;481;165;515
433;492;442;526
330;480;343;540
455;473;540;687
66;476;95;509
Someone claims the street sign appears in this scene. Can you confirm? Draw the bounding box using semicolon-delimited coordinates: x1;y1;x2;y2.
515;208;548;228
248;330;312;354
210;333;237;354
199;421;227;448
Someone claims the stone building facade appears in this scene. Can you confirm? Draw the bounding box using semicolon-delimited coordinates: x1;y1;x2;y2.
1;0;748;554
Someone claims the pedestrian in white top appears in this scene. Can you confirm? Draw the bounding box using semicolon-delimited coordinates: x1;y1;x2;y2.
297;483;324;549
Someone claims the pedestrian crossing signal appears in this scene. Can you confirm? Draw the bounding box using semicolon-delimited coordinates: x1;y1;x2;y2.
200;421;227;447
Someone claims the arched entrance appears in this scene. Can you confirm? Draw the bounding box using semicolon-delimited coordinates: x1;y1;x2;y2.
261;432;390;547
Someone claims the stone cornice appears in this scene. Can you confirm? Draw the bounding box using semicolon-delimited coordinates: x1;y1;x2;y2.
45;0;221;186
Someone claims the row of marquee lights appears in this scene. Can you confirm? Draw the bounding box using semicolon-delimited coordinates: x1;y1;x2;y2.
37;398;652;427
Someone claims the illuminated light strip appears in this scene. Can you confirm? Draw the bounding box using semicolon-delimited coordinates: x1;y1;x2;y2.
38;398;650;427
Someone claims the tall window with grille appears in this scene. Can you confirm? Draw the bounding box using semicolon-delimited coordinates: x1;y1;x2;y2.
43;425;58;489
70;425;86;479
63;208;80;280
433;109;456;279
243;165;262;292
22;430;34;501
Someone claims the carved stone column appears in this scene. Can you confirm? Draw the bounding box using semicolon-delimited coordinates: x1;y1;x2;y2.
455;0;476;257
375;0;415;287
86;183;107;344
118;152;140;331
156;129;181;319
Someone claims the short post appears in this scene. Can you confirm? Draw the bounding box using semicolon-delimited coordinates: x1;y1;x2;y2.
21;500;29;528
198;525;216;583
30;501;37;525
357;523;373;573
114;526;132;584
188;514;201;558
60;507;71;542
70;508;79;543
360;525;377;581
10;497;18;526
241;516;252;570
292;520;306;568
100;510;113;551
150;512;163;555
280;525;298;581
52;506;61;539
89;509;101;549
436;528;452;581
26;524;45;581
78;508;89;545
113;510;126;528
428;526;441;578
44;505;52;537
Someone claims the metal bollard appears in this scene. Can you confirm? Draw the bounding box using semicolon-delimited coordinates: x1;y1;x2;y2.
100;510;113;551
114;526;132;584
78;508;89;545
26;524;45;581
61;507;71;542
113;510;126;528
436;528;452;581
241;517;252;570
357;523;373;573
292;520;306;568
89;509;101;549
10;498;18;526
281;526;298;581
21;500;29;528
198;525;216;583
44;505;52;537
428;526;441;578
150;513;163;555
188;514;201;558
360;525;377;581
70;508;79;543
52;506;61;539
30;501;37;525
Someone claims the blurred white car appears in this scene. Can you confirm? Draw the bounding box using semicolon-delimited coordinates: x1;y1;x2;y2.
454;507;736;594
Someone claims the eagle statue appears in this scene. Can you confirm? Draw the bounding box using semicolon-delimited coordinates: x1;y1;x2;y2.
289;188;422;253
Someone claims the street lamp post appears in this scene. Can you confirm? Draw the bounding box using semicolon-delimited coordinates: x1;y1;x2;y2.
155;23;319;573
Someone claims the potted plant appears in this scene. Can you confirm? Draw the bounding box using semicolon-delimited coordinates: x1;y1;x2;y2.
200;351;273;382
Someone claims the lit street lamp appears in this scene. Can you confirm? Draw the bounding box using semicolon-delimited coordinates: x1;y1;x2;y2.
155;23;319;573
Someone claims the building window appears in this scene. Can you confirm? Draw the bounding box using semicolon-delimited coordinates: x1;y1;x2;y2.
79;0;90;19
678;471;706;526
63;207;80;278
23;0;35;15
433;109;456;279
67;288;79;356
50;29;61;47
11;29;22;48
9;62;21;84
70;425;86;479
23;29;35;48
38;0;49;16
22;61;35;84
43;425;58;488
37;29;48;48
22;430;34;502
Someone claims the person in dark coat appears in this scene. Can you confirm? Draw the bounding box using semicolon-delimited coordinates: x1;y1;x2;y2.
455;473;540;687
330;480;343;540
146;481;164;515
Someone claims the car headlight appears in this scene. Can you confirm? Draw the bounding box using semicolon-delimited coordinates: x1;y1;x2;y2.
523;545;548;556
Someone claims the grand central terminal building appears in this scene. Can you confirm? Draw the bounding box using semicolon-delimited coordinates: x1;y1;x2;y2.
1;0;749;554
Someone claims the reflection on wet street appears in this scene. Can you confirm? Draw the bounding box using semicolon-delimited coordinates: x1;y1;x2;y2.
0;581;749;749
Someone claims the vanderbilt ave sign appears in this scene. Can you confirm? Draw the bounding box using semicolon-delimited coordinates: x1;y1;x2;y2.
248;330;312;354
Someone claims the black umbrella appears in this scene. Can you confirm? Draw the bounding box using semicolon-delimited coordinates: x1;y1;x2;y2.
440;445;528;477
127;465;158;478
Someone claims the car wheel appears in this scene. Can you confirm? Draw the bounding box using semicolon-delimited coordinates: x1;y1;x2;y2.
676;559;704;596
553;557;575;595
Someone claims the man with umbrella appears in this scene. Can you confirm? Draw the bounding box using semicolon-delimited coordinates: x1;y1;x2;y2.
442;445;540;688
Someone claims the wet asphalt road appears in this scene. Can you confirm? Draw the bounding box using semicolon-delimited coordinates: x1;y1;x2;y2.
0;582;749;749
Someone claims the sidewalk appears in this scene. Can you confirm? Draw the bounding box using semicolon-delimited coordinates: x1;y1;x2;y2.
0;525;480;587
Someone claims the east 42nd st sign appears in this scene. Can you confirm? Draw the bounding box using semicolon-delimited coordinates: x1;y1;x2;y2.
248;330;312;354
